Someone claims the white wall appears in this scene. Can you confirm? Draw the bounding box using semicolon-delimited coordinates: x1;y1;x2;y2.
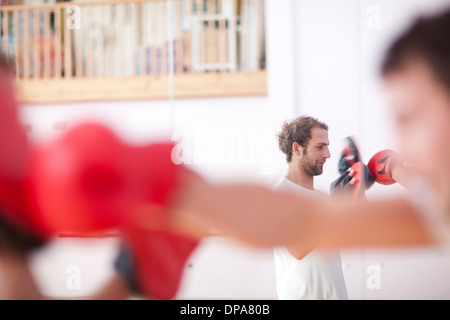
18;0;450;299
20;95;280;185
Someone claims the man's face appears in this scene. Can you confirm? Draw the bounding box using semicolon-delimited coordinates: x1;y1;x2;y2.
298;127;331;176
384;59;450;196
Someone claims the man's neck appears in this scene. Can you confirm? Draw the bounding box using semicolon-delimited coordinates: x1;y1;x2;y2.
285;163;314;191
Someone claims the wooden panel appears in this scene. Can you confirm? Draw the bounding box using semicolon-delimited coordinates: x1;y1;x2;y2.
33;9;40;78
85;6;93;78
43;8;51;78
23;9;30;79
64;7;73;79
15;71;267;104
54;8;62;79
96;5;104;78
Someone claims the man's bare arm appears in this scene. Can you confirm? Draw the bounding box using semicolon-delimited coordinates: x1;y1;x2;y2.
169;171;434;249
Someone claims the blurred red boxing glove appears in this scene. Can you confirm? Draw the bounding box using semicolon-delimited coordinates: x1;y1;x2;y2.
121;215;198;300
28;123;186;235
28;122;199;299
367;149;399;185
118;143;200;300
28;123;128;235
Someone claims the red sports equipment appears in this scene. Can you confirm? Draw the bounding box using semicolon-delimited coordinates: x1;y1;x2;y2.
27;123;184;235
349;162;370;202
367;149;399;185
0;71;39;239
26;123;199;299
338;136;360;174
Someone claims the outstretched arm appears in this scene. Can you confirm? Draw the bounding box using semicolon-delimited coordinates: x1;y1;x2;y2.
170;171;434;250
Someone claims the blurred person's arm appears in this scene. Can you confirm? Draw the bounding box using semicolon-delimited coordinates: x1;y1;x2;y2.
169;171;434;250
391;164;414;191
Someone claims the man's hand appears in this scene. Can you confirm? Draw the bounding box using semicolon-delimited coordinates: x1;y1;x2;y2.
331;162;375;201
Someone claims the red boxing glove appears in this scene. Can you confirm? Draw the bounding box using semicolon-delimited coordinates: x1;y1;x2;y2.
27;122;199;299
28;122;186;235
121;215;199;300
367;149;399;185
28;123;127;235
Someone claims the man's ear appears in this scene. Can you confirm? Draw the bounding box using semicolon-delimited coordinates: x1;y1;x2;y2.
292;142;302;157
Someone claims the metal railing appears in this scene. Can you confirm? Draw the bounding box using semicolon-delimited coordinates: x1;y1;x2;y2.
0;0;266;81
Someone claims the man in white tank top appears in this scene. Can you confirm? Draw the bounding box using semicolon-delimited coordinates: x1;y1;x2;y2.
273;115;348;300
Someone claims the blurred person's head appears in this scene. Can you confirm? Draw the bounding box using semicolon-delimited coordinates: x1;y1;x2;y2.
277;115;330;177
381;9;450;208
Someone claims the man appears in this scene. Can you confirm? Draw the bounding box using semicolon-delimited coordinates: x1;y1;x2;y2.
272;115;347;300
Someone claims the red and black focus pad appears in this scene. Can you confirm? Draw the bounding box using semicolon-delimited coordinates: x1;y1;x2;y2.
338;137;361;175
348;162;375;201
330;169;353;198
330;162;375;201
367;150;398;185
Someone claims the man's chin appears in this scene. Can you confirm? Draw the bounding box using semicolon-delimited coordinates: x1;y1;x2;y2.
304;163;324;176
313;168;324;176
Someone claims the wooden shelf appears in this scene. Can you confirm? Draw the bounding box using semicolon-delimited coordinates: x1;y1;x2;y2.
15;70;267;104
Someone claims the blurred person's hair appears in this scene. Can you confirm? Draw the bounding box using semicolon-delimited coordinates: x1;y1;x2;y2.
277;115;328;163
381;8;450;94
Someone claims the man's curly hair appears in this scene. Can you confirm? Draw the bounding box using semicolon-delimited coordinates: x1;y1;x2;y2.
277;115;328;163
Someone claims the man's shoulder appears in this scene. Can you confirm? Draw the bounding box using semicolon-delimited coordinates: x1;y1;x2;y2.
272;177;287;191
272;177;330;198
272;177;312;194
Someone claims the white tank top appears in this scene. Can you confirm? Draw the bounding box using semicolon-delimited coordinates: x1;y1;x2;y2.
272;177;348;300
